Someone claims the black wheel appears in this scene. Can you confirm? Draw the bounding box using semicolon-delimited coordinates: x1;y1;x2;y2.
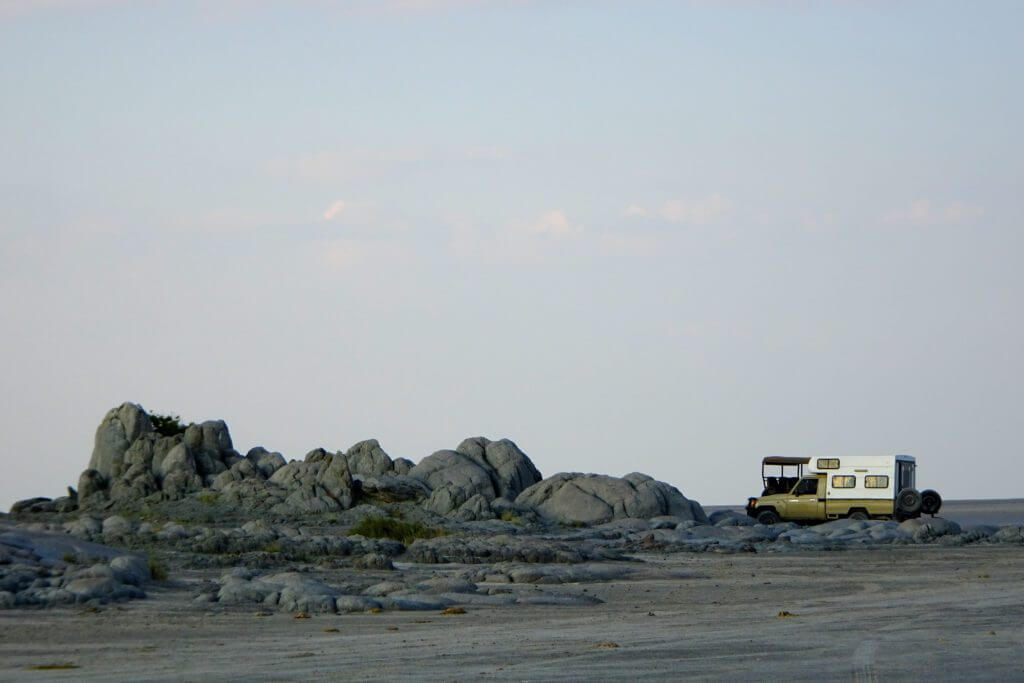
920;489;942;516
896;488;922;515
848;510;869;521
757;509;780;525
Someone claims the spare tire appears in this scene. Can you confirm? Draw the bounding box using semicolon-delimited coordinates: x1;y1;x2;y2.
897;488;922;515
920;489;942;516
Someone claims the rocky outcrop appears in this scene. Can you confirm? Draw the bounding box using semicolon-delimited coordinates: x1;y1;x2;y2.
515;472;707;526
0;524;151;608
409;438;543;519
12;402;707;529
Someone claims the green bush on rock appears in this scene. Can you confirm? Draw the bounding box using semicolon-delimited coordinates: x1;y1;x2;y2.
150;412;187;437
348;517;445;544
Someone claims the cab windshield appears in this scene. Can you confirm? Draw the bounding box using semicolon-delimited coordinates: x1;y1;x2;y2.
792;478;819;496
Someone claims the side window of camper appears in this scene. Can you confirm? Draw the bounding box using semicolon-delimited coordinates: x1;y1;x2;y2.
865;475;889;488
832;475;856;488
816;458;840;469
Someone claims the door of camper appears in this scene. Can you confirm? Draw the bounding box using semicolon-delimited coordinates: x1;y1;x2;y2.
896;457;915;493
785;476;825;520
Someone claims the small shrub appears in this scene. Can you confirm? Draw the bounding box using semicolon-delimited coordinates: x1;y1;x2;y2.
148;556;168;581
62;553;77;564
150;412;187;437
28;663;80;671
262;542;284;554
197;492;219;506
440;606;466;615
500;511;521;524
348;517;444;545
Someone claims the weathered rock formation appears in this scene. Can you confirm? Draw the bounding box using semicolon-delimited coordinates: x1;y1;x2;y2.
13;402;706;527
516;472;707;525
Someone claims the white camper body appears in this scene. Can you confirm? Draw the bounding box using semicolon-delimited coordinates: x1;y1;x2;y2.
808;454;917;511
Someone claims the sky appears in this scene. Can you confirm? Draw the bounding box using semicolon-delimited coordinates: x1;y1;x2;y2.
1;0;1022;511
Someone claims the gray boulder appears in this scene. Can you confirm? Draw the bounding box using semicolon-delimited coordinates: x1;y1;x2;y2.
88;403;154;479
267;450;355;513
183;420;238;479
410;450;496;500
356;474;431;503
77;469;109;505
456;437;543;500
900;517;961;543
409;440;542;515
346;439;394;477
123;432;182;478
9;498;54;514
246;447;286;478
515;472;706;526
211;458;265;492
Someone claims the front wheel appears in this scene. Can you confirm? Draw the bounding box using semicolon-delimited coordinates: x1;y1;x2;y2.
757;509;780;525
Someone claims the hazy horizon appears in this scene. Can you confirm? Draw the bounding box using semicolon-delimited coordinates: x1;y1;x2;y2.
2;0;1022;512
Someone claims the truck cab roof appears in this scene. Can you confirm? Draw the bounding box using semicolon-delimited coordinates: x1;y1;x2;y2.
761;457;811;466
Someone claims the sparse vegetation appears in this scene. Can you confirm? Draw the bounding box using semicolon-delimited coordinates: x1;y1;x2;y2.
262;542;284;554
148;555;168;581
27;663;80;670
500;510;521;524
150;412;187;437
440;606;466;615
348;517;445;544
62;552;77;564
198;492;220;506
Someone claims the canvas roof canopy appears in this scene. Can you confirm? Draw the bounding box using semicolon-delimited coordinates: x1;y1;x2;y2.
762;457;811;466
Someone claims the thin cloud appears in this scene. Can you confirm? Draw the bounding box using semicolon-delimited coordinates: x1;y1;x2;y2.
661;194;728;225
448;209;584;265
322;200;346;221
623;194;729;226
524;210;582;238
881;199;983;226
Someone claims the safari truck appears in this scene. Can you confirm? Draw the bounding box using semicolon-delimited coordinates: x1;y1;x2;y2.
746;455;942;525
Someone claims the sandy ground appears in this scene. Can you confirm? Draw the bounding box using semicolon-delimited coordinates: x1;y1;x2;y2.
2;545;1023;681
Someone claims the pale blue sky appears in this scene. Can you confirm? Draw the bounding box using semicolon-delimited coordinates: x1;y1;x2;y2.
1;0;1022;510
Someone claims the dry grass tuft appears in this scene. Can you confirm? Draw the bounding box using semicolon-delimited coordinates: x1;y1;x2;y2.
440;606;466;615
27;663;80;671
777;610;797;618
595;642;620;649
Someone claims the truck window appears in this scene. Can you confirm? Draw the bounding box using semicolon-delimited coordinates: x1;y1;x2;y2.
793;479;819;495
816;458;840;469
865;475;889;488
832;475;856;488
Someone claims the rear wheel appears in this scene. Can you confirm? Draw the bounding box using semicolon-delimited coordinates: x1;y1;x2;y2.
897;488;922;515
848;510;869;521
757;509;780;525
920;489;942;516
